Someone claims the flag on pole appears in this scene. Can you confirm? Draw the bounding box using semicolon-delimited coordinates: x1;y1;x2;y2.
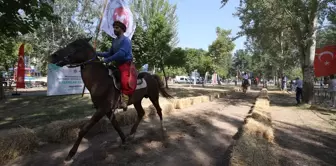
314;45;336;77
16;44;25;89
101;0;136;39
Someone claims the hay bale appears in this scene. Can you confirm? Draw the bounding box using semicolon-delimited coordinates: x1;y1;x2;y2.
258;88;270;99
115;108;138;126
37;119;86;143
254;98;270;109
36;118;109;143
0;128;38;165
229;133;279;166
175;98;192;109
191;96;203;105
249;111;272;126
200;95;210;102
162;102;174;115
242;118;274;143
147;101;174;117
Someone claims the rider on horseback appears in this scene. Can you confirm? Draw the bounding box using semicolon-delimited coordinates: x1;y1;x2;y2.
96;20;136;110
242;72;250;87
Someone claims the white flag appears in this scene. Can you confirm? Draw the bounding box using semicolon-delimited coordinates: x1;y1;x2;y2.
101;0;136;39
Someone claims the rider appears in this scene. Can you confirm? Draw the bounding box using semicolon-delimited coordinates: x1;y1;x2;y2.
242;72;249;87
96;20;136;110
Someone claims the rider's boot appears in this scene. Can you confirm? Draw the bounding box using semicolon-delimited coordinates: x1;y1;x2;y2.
120;93;129;111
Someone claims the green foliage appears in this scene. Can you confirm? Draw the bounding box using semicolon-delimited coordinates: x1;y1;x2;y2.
0;0;58;37
131;25;149;69
165;67;187;77
208;27;235;77
232;49;252;72
131;0;179;46
221;0;335;103
20;0;102;74
317;25;336;48
165;47;187;67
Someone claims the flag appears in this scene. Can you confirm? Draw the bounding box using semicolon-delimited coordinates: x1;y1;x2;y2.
101;0;136;39
16;44;25;88
314;45;336;77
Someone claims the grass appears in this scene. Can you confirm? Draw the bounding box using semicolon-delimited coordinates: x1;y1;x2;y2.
0;87;228;130
0;95;93;130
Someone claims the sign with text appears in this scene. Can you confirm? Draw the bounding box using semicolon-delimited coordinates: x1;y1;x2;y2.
47;64;89;96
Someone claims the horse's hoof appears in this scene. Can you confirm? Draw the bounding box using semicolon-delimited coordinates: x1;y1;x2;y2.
64;158;74;164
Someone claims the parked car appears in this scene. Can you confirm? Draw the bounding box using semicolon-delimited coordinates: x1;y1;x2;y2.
174;76;190;84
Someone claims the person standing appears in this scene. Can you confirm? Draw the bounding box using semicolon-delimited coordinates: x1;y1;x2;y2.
295;77;303;104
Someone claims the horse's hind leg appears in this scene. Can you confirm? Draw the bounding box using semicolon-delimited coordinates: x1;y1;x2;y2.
129;101;145;137
149;98;166;138
65;110;105;162
106;110;126;144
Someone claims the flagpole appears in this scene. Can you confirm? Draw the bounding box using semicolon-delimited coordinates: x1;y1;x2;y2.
93;0;109;50
82;0;109;97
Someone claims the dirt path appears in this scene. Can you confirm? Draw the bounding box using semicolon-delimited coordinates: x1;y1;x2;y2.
269;92;336;166
6;91;258;166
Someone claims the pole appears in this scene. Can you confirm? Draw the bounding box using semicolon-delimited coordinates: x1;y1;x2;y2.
82;0;109;97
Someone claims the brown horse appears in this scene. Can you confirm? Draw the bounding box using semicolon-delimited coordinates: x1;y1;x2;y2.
49;37;173;162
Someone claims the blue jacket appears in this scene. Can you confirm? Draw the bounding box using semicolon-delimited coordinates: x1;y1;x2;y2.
97;35;133;64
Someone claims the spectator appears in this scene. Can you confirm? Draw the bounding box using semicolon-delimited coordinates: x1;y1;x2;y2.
328;75;336;108
295;77;303;105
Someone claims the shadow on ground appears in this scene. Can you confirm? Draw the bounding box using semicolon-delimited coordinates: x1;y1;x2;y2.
274;121;336;166
6;92;257;166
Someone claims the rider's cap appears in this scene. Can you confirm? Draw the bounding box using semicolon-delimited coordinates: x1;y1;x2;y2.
113;21;127;32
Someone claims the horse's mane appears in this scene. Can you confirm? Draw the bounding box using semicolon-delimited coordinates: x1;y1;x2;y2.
69;37;95;53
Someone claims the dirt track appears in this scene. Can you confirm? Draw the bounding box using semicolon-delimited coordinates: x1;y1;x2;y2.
269;92;336;166
6;91;258;166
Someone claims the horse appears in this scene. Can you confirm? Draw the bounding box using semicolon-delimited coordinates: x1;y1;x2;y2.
49;37;173;162
242;79;249;93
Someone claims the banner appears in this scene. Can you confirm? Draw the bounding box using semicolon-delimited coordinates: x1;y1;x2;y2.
101;0;136;39
16;44;25;88
314;45;336;77
47;64;89;96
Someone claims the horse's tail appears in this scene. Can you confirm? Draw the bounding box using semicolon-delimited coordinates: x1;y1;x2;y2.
152;74;174;99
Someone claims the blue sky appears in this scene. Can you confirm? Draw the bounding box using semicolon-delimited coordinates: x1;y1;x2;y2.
169;0;246;52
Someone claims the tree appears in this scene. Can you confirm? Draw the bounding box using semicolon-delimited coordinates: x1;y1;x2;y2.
0;0;58;100
221;0;334;104
22;0;102;74
208;27;235;79
232;49;252;73
131;0;179;47
0;0;58;37
146;14;174;88
165;47;187;68
131;25;149;69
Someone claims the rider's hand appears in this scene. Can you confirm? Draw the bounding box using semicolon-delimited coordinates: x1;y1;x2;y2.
103;58;110;63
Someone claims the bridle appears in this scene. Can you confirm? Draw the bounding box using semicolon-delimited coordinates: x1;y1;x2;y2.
55;48;101;68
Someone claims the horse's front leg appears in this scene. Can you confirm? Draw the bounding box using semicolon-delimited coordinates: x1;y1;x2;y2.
106;110;126;144
65;110;105;162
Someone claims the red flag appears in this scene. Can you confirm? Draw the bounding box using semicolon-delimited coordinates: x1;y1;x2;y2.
16;44;25;88
314;45;336;77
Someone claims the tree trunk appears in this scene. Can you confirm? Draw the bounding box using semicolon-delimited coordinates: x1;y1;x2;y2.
301;0;318;104
160;61;169;89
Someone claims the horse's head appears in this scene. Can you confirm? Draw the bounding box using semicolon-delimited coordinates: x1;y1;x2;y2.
49;37;95;67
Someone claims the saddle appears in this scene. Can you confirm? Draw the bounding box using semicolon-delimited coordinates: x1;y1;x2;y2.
106;65;145;91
